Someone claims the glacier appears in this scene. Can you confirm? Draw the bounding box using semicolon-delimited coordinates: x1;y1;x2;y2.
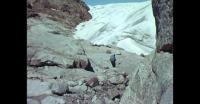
74;0;156;55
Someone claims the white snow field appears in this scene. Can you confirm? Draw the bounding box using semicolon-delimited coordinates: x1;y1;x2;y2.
74;0;156;55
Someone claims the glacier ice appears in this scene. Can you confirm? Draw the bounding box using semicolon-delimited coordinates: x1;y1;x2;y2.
74;1;156;55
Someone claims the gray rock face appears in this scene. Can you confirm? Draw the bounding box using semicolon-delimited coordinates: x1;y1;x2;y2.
37;66;66;78
67;81;78;87
92;95;116;104
27;79;51;97
152;53;173;86
68;85;88;94
120;61;158;104
91;95;104;104
41;96;65;104
62;69;96;81
63;94;94;104
120;52;173;104
27;99;40;104
113;53;145;74
152;53;173;104
160;84;173;104
152;0;173;53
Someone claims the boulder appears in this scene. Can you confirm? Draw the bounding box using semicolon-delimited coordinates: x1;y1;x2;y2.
109;75;124;85
85;76;99;88
104;70;126;85
51;82;69;96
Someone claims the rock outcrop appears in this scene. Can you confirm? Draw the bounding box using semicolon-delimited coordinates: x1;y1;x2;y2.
119;0;173;104
120;53;173;104
27;0;92;28
152;0;173;53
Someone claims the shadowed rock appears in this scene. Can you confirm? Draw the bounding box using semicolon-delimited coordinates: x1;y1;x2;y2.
157;43;173;53
69;59;94;72
152;0;173;53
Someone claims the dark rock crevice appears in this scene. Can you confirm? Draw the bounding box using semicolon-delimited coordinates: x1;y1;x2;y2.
27;59;64;68
67;59;94;72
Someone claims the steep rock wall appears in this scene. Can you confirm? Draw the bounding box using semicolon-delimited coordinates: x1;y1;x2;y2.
152;0;173;53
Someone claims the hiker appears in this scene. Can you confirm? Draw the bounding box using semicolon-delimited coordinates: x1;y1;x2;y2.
110;54;116;67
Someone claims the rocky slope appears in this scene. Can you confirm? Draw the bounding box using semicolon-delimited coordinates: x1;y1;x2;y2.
27;0;173;104
27;15;146;103
27;0;92;28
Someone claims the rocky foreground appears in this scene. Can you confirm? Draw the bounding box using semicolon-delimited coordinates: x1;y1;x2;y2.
27;0;173;104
